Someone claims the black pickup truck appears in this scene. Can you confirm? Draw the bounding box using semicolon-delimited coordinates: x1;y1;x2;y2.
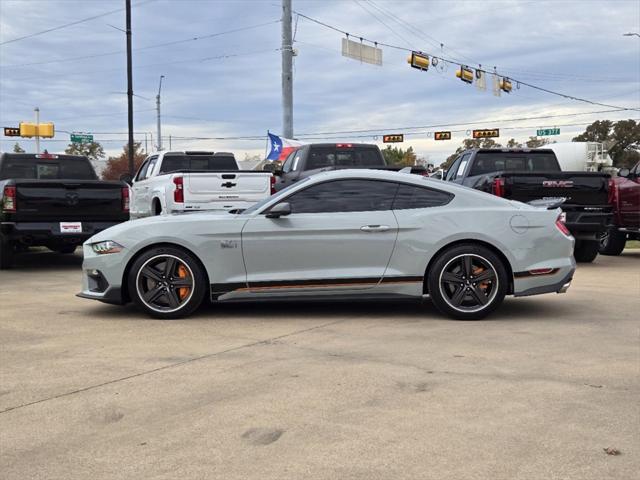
0;152;130;269
444;148;612;262
271;143;426;192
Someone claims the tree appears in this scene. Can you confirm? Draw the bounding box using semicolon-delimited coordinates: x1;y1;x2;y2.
573;119;640;167
13;142;25;153
506;138;522;148
441;138;502;169
101;143;146;180
381;145;405;164
525;136;550;148
64;141;105;162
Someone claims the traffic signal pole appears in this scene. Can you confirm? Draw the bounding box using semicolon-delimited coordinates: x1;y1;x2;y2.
125;0;134;175
282;0;293;138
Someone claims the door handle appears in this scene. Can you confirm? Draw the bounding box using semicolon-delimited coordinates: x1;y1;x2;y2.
360;225;390;232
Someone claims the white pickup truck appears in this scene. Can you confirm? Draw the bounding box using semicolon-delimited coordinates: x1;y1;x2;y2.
127;151;273;218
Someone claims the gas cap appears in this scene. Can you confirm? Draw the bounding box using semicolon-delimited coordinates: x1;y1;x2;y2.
509;215;530;234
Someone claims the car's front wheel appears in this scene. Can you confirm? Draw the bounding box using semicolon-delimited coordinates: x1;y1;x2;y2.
128;246;207;319
427;244;508;320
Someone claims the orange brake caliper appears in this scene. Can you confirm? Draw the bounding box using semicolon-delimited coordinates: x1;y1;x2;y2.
472;266;490;292
177;264;190;300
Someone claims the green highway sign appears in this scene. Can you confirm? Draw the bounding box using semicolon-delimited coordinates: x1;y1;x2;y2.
537;128;560;136
70;133;93;143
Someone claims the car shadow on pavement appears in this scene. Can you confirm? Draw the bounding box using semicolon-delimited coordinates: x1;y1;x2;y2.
8;247;83;271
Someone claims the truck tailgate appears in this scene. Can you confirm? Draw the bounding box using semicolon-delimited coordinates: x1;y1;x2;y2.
185;172;271;204
13;180;127;222
502;172;610;205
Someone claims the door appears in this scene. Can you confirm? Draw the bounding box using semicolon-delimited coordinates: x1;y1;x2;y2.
241;179;400;291
131;156;157;217
275;149;302;191
619;163;640;227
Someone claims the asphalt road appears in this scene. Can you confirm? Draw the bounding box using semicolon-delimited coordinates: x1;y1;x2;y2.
1;249;638;480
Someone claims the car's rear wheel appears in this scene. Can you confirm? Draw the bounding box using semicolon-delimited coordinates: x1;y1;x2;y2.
428;244;508;320
574;240;599;263
128;246;207;319
599;228;626;256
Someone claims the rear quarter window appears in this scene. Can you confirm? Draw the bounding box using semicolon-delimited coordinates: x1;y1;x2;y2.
393;184;454;209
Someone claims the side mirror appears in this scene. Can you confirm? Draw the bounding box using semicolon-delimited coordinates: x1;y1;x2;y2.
119;173;133;185
262;163;276;172
618;168;630;178
265;202;291;218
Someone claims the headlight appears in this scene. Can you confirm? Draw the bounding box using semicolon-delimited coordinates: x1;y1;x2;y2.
91;240;124;255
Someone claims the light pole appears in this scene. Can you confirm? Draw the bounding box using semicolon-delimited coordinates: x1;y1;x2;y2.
156;75;164;151
282;0;293;138
125;0;134;176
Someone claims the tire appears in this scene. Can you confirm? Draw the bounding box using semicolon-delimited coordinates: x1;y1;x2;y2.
51;245;78;254
599;228;626;256
0;235;13;270
574;240;599;263
128;246;207;319
427;243;508;320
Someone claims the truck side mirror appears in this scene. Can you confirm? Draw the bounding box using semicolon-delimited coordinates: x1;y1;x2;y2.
119;173;133;185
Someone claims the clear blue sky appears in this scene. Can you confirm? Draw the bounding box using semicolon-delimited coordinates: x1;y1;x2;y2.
1;0;639;164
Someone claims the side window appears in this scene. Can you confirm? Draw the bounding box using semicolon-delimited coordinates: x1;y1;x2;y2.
280;179;398;214
144;157;158;179
134;159;151;182
393;184;454;210
445;156;462;181
281;151;297;173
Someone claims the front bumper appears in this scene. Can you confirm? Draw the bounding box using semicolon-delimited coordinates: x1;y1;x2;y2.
77;244;129;305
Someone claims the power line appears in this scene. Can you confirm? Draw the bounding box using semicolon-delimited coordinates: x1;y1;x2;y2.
0;0;157;46
295;10;640;112
1;19;281;68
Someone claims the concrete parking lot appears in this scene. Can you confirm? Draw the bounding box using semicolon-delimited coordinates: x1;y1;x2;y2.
0;249;638;480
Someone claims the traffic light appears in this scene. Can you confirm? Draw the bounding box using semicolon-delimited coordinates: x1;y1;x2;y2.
472;129;500;139
500;77;513;93
18;122;54;138
456;65;474;84
383;134;404;143
434;131;452;141
3;127;20;137
408;51;430;71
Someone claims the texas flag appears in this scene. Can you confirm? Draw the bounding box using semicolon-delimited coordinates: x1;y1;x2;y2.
266;132;303;162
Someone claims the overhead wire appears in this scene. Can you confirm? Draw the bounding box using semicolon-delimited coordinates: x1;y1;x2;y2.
0;0;157;46
294;10;640;112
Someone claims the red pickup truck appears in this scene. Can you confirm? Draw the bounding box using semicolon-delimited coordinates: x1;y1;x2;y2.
600;161;640;255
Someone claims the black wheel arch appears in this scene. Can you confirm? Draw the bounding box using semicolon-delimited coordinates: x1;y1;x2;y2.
121;242;210;304
423;239;514;295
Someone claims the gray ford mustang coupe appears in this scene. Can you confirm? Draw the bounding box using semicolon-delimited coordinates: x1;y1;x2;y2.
78;169;575;320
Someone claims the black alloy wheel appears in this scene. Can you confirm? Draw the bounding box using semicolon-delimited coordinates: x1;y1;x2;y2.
128;246;207;319
428;244;508;320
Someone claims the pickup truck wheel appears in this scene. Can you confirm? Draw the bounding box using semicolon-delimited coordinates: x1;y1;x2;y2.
427;244;508;320
599;229;626;256
128;247;206;319
0;236;14;270
574;240;599;263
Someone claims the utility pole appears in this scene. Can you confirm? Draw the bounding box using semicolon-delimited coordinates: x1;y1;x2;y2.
34;107;40;153
156;75;164;151
125;0;135;175
281;0;293;138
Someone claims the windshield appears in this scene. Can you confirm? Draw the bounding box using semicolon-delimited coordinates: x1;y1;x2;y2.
159;154;238;173
242;177;311;215
470;152;560;176
0;156;96;180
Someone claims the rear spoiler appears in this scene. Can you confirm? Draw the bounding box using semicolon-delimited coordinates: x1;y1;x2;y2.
527;197;567;209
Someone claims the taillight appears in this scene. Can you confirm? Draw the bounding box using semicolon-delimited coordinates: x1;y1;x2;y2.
2;185;16;213
555;213;571;237
492;178;505;197
173;176;184;203
121;186;130;212
270;175;276;195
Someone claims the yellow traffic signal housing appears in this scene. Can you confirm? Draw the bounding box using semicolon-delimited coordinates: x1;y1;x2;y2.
456;65;474;84
383;134;404;143
408;51;429;71
38;122;55;138
18;122;54;138
500;77;513;93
